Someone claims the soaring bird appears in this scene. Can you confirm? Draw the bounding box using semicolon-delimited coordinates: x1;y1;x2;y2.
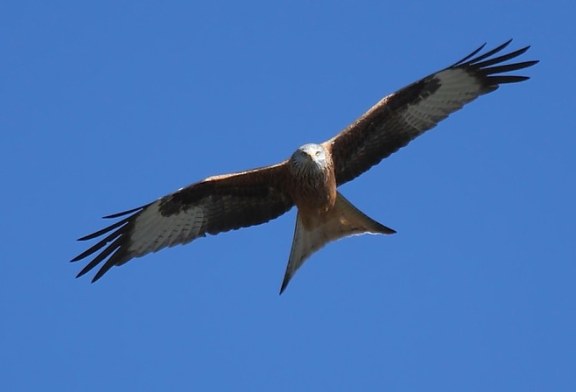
72;40;537;293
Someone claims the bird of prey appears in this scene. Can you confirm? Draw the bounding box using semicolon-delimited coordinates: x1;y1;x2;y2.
72;40;537;293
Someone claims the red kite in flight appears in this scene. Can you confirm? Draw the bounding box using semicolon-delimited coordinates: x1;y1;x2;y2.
72;41;537;293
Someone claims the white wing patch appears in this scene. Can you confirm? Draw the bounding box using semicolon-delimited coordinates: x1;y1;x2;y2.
127;200;207;257
401;69;484;130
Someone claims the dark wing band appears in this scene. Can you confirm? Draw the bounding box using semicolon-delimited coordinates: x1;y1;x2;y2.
71;163;293;282
325;40;538;186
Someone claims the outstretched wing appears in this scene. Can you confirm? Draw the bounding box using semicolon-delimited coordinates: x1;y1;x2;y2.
324;40;538;186
72;163;293;282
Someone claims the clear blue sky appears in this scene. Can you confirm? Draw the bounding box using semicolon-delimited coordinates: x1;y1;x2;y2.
2;1;575;391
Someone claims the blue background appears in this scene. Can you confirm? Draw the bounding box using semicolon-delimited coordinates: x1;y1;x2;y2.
2;1;575;390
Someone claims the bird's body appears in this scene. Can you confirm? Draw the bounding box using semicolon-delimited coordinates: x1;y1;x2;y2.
72;41;538;293
281;143;395;292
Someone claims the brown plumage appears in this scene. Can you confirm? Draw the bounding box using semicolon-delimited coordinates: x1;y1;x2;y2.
72;40;537;293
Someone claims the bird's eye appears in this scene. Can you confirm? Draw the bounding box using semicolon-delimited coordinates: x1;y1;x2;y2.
315;150;322;157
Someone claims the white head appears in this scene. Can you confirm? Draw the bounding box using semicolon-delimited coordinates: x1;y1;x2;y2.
289;143;329;174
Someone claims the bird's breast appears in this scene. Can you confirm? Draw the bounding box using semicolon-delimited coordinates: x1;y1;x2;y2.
287;163;337;216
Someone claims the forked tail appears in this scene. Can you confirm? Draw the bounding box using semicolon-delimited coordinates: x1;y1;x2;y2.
279;192;395;293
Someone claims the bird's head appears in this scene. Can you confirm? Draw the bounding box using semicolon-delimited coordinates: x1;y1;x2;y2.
289;143;329;174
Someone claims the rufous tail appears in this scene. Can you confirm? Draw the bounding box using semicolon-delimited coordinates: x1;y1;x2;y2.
279;192;395;294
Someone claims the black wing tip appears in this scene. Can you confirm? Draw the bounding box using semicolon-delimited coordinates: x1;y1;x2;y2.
74;265;107;282
449;42;488;67
70;254;83;263
75;268;90;279
452;40;538;88
102;204;147;219
75;261;94;279
74;248;128;283
77;232;102;242
76;205;148;242
72;207;144;281
73;258;117;282
452;39;513;67
91;262;115;282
